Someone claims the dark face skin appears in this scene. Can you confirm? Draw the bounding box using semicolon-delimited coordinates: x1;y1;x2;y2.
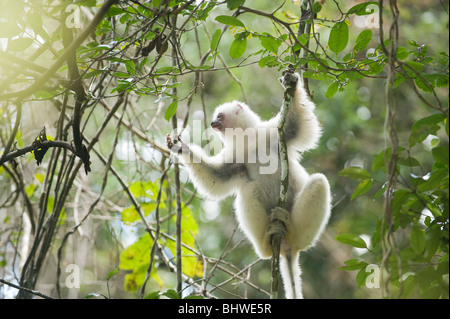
211;112;225;132
210;103;243;133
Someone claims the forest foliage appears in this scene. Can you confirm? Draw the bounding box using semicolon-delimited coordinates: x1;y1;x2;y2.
0;0;448;299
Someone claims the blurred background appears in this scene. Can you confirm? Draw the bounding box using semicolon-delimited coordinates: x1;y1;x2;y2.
0;0;448;299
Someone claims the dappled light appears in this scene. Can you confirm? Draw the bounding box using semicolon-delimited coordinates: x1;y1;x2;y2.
0;0;448;301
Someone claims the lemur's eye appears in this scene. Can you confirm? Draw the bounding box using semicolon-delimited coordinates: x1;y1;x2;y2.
217;113;223;119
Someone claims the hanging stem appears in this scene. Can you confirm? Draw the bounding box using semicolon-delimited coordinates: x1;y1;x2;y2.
270;69;298;299
169;10;184;297
270;0;313;299
378;0;403;298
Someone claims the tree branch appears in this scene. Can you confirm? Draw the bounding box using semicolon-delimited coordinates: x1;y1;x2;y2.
0;102;22;165
0;279;54;299
169;8;184;297
270;69;298;299
0;0;117;101
61;0;90;174
0;139;74;167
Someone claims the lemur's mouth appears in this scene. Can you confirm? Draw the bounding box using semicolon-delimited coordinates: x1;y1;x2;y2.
210;120;223;131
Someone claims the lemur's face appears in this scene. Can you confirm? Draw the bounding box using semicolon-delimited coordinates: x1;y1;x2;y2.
210;112;225;132
211;103;244;133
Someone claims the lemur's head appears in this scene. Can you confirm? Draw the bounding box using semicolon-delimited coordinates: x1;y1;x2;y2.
211;101;261;134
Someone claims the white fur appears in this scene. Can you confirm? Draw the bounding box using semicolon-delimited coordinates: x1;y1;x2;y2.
170;73;331;299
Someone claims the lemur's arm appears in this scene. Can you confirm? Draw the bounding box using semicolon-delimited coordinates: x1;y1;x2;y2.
262;71;322;153
167;134;246;199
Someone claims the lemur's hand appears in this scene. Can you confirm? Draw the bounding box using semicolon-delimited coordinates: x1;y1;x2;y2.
279;68;300;89
166;134;189;154
166;134;175;149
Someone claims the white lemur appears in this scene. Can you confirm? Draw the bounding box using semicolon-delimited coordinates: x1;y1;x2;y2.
167;71;331;299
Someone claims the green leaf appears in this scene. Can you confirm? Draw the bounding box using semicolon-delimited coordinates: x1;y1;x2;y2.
446;117;449;137
354;30;372;51
356;267;370;288
165;100;178;121
312;2;322;14
436;73;449;88
374;183;387;199
129;180;158;199
410;227;426;255
106;5;125;17
298;33;309;46
258;55;278;68
79;0;97;7
84;292;107;299
7;38;34;52
401;275;417;298
339;258;368;271
348;2;378;16
119;233;162;292
107;268;120;281
113;72;131;78
351;179;374;200
325;81;339;98
35;173;45;183
418;167;448;192
372;148;389;172
406;60;425;73
162;289;180;299
259;34;280;54
25;184;37;198
392;189;414;214
83;69;106;79
415;76;433;92
396;46;409;60
336;233;368;248
229;36;247;59
215;15;245;28
119;233;152;270
409;113;445;147
328;21;348;55
338;167;371;181
26;9;43;31
95;19;112;36
368;59;385;75
424;226;441;261
397;149;421;167
111;82;133;93
227;0;245;10
144;291;161;299
210;29;221;51
432;146;449;166
121;206;140;224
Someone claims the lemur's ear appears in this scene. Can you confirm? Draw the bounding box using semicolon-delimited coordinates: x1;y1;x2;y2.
235;103;244;115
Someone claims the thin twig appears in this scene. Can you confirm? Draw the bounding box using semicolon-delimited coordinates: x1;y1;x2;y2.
170;9;184;297
0;0;117;101
140;168;169;299
0;278;54;299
